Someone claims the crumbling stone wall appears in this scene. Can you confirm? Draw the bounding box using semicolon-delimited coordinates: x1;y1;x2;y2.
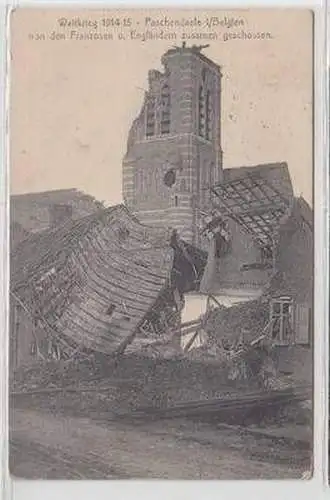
122;46;223;247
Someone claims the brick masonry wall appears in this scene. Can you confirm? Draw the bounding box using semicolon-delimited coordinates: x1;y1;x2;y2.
122;47;223;246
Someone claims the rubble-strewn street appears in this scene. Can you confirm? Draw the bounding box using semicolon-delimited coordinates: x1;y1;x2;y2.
10;404;312;480
9;351;312;479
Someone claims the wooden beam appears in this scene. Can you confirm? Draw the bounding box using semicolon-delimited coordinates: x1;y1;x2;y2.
214;174;289;211
236;204;285;217
181;318;203;329
211;187;278;251
10;292;47;360
208;295;223;309
183;325;202;353
211;188;254;234
236;216;272;247
253;177;289;206
222;178;261;207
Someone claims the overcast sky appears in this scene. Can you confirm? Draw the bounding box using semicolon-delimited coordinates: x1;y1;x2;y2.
10;8;313;206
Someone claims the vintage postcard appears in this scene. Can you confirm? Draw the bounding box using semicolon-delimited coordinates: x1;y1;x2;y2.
9;7;314;480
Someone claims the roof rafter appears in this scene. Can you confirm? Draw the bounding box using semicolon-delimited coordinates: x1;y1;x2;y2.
211;174;291;251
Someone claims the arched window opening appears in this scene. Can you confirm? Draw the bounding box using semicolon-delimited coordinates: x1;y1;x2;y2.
198;72;213;141
146;96;156;138
198;85;206;137
160;84;171;135
205;90;212;140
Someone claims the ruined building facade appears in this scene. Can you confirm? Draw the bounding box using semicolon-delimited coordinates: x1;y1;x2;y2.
122;45;223;247
122;46;313;328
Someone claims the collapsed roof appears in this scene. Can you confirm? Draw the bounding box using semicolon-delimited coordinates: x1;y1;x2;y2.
211;163;294;254
11;205;182;355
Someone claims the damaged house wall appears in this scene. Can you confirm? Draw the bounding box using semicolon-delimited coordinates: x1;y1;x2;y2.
10;189;104;247
213;218;272;297
267;197;313;385
10;204;207;371
122;45;223;248
208;162;295;299
186;162;313;386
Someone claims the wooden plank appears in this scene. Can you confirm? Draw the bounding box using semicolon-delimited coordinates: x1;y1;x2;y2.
83;270;163;316
58;314;126;352
183;325;203;353
61;307;135;340
67;302;137;336
10;291;48;356
181;323;202;335
76;251;166;301
83;235;169;287
71;274;161;322
92;232;171;281
84;247;168;297
180;318;202;328
95;230;170;271
208;295;223;309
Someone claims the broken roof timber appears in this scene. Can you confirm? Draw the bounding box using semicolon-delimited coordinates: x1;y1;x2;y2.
10;205;176;355
222;162;294;200
211;164;293;251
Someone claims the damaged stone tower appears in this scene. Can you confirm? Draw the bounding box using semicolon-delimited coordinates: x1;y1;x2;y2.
122;44;223;247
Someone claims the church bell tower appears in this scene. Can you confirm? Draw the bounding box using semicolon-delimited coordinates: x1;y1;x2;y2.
122;43;223;248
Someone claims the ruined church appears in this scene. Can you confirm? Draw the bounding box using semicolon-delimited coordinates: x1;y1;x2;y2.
122;43;222;250
122;43;313;361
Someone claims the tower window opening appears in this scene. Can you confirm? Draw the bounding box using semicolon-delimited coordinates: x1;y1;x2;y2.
160;84;171;135
198;76;212;140
174;196;178;207
205;90;212;140
198;85;206;137
146;96;156;138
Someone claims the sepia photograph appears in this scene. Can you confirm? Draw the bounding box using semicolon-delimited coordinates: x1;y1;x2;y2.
9;7;314;480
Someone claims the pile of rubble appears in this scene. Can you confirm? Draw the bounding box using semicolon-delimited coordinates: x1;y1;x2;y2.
11;294;303;419
11;352;267;414
184;298;287;390
203;298;269;344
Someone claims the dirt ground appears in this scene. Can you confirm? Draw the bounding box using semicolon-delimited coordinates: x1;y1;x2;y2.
9;406;312;480
9;355;313;480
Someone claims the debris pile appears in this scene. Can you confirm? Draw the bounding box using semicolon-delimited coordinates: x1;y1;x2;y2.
10;296;285;402
11;353;268;414
11;353;311;432
204;298;269;344
184;298;284;390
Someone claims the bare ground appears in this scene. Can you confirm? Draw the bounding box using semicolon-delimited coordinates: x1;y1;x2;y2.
9;355;313;480
9;407;312;480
